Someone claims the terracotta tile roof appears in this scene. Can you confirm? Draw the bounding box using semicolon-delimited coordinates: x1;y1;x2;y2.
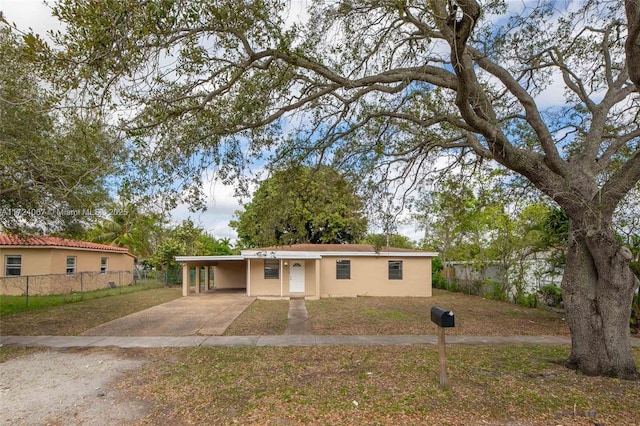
0;234;133;255
258;243;428;253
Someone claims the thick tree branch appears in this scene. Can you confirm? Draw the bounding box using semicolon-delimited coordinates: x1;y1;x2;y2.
600;148;640;214
625;0;640;89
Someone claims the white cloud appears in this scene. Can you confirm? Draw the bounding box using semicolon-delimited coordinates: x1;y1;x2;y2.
170;174;251;243
1;0;63;38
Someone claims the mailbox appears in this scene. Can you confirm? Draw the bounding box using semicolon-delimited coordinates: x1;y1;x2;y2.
431;306;455;328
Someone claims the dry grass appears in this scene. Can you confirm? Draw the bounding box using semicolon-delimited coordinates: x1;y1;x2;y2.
0;287;182;335
126;345;640;425
223;299;290;335
227;289;570;336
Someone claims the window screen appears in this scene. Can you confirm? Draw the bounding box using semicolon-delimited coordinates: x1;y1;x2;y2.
264;259;279;279
388;260;403;280
5;255;21;276
336;260;351;279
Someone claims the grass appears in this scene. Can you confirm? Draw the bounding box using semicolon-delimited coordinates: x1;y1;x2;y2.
0;287;182;335
0;279;167;316
223;299;290;335
1;287;638;424
227;289;570;336
306;289;570;335
123;345;640;425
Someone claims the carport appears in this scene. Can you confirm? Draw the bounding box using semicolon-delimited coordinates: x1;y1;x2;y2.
176;255;247;297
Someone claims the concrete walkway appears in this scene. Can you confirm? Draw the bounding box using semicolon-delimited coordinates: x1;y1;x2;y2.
284;298;310;335
3;296;640;349
1;334;593;349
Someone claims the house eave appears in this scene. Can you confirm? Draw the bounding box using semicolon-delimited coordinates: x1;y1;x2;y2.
175;255;245;262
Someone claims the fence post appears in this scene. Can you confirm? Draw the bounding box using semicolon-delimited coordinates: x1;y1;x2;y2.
25;276;30;310
80;271;84;294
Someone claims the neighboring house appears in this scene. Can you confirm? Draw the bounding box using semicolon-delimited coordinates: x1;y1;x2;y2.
446;252;563;293
0;234;136;295
176;244;437;299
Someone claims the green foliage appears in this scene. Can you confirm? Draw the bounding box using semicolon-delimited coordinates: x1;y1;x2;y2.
540;208;569;268
630;262;640;280
516;293;539;308
148;219;232;270
363;234;415;249
231;166;367;247
632;292;640;334
86;203;167;258
485;280;509;302
0;26;124;233
539;285;563;308
431;257;448;289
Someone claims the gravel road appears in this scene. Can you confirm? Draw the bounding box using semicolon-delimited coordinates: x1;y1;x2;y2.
0;350;148;425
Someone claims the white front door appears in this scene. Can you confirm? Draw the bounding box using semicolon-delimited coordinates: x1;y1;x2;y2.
289;261;305;293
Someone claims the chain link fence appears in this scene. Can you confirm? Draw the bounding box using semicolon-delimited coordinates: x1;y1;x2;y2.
1;270;134;297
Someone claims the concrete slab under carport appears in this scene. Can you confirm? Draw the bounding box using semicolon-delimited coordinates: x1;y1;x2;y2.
81;290;255;337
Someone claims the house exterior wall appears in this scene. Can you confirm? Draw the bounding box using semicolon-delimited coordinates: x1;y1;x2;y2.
248;258;282;297
213;261;247;289
178;247;435;299
0;247;135;296
319;256;432;298
48;248;134;274
247;259;319;298
0;247;53;276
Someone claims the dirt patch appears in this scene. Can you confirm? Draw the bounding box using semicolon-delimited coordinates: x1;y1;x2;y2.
0;349;149;425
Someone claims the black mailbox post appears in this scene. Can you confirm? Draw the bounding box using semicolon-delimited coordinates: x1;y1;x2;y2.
430;306;455;389
430;306;455;328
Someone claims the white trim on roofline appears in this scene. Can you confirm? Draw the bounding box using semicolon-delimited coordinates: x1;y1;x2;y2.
241;250;438;259
175;255;244;262
176;251;439;263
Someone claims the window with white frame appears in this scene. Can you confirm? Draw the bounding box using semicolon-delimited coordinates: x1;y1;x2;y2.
388;260;403;280
100;257;108;273
66;256;76;275
336;260;351;279
5;255;21;276
264;259;279;279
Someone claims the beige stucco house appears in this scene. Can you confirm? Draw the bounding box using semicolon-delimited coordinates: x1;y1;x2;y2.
177;244;437;299
0;234;136;295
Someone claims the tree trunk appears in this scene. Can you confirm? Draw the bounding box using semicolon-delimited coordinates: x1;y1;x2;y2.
562;222;639;380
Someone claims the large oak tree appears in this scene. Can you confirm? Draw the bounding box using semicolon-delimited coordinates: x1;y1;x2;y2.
39;0;639;378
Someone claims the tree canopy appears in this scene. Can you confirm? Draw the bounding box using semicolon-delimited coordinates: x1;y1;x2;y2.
149;219;233;270
231;166;367;247
0;25;124;233
25;0;640;378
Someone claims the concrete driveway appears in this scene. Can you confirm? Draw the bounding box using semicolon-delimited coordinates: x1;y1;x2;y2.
82;290;255;337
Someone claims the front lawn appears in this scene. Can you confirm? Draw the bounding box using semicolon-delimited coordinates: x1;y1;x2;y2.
0;287;182;335
129;345;640;425
0;279;166;316
226;289;570;336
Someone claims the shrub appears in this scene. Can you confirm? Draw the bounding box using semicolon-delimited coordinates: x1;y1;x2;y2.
446;278;459;293
631;292;640;334
539;285;563;308
630;262;640;279
516;292;539;308
432;258;448;289
485;280;508;301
